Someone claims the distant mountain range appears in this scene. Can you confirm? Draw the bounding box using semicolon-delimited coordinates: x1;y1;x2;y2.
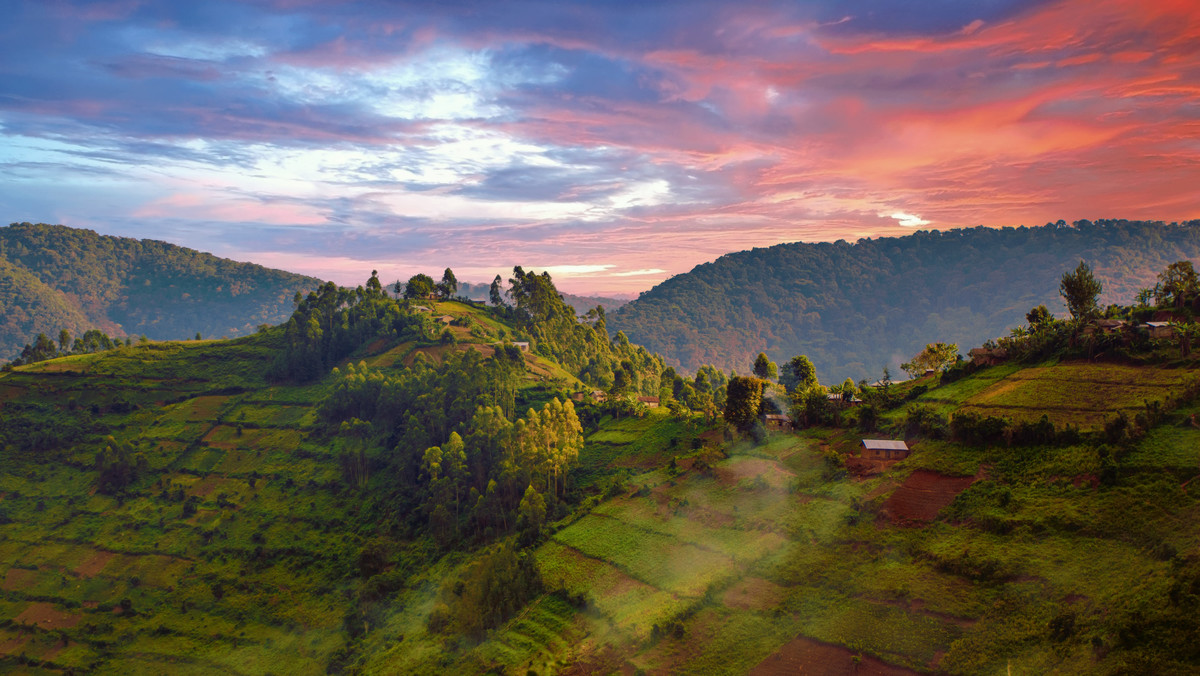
0;222;322;358
457;281;627;315
609;220;1200;381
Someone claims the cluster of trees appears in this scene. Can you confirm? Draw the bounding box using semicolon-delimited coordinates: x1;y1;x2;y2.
988;259;1200;364
318;351;580;549
7;328;130;367
399;268;458;300
95;436;149;495
272;272;428;381
611;219;1200;382
0;222;320;358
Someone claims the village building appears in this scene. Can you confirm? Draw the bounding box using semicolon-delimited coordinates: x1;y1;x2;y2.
968;347;1008;366
1146;321;1172;339
436;314;455;325
637;396;660;408
1083;319;1125;336
763;413;794;431
491;341;531;352
412;305;432;313
826;392;863;407
861;439;910;462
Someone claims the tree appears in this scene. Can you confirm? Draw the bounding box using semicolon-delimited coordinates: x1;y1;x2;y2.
1060;260;1102;321
779;355;817;393
439;268;458;300
752;353;778;381
1156;261;1200;309
405;273;436;299
489;275;504;306
517;485;546;537
724;376;764;431
900;343;959;378
58;329;71;353
1025;305;1052;328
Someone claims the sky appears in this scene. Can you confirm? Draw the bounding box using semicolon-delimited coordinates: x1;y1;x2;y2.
1;0;1198;295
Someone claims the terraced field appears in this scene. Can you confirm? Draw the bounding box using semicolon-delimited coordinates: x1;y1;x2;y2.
0;340;355;673
916;361;1196;429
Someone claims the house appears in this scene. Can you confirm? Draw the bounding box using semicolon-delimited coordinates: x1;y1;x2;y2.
1146;321;1172;339
436;314;456;325
412;305;432;313
968;347;1008;366
491;341;531;352
764;413;794;431
1083;319;1126;336
637;396;659;408
861;439;910;462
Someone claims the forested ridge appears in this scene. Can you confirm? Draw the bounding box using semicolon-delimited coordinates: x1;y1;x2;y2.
0;222;322;357
609;219;1200;381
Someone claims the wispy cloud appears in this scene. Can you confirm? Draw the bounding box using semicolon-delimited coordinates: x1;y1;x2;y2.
1;0;1198;294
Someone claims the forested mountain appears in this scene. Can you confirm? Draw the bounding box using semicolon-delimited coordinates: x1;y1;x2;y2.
610;220;1200;380
0;222;322;357
457;281;626;315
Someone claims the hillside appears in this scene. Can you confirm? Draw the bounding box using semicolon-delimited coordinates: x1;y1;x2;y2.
609;219;1200;380
0;223;323;358
4;288;1200;673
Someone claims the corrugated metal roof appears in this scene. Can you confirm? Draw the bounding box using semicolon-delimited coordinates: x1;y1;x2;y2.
861;439;908;451
1146;322;1169;328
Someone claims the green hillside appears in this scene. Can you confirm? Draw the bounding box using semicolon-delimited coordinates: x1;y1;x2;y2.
609;219;1200;380
0;223;324;358
4;261;1200;674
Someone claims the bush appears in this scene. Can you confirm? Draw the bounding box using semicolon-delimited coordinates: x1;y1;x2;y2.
950;411;1010;445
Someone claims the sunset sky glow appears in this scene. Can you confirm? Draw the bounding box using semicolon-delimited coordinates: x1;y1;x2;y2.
2;0;1199;294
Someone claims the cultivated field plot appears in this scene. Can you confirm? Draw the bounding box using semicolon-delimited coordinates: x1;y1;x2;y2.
0;336;358;674
950;362;1193;429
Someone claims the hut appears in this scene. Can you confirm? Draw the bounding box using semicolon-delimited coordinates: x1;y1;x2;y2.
1146;321;1172;339
861;439;910;462
764;414;794;431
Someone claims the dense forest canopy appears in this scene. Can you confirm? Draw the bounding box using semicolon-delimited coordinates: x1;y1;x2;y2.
0;222;323;358
609;220;1200;381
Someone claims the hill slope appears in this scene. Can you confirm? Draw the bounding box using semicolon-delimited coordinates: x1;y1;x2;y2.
609;219;1200;380
0;222;323;357
3;275;1200;673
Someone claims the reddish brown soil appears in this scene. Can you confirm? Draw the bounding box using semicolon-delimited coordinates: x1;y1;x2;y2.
201;425;242;450
188;475;226;498
713;457;792;488
749;637;919;676
1;568;36;591
560;642;637;676
722;577;785;611
0;633;29;657
14;602;81;631
74;550;116;578
882;470;977;523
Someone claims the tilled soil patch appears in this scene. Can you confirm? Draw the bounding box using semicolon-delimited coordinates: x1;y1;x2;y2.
882;470;977;523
